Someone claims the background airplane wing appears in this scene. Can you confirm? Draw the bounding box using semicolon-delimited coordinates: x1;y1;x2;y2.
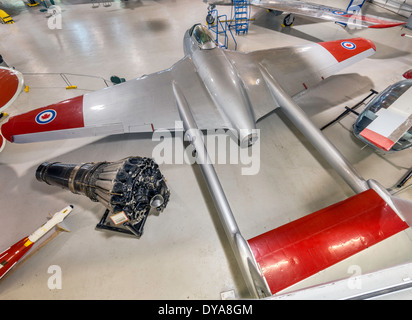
225;37;376;120
1;56;230;144
360;86;412;151
252;0;406;28
0;67;24;112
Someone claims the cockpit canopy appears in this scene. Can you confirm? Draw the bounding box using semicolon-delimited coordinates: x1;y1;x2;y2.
353;79;412;152
189;24;217;50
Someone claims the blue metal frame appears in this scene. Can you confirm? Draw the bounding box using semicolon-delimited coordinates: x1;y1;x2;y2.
207;10;237;50
231;0;251;35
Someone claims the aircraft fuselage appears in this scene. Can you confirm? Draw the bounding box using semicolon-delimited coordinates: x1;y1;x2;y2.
183;25;258;146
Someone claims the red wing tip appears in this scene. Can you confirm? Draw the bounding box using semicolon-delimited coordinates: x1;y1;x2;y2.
365;39;376;51
368;22;406;29
318;37;377;63
360;128;395;151
403;69;412;79
348;37;376;51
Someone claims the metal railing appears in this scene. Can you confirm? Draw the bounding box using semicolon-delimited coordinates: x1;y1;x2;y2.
208;11;238;50
22;72;113;91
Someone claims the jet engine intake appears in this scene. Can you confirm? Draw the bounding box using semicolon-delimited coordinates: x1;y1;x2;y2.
239;130;259;148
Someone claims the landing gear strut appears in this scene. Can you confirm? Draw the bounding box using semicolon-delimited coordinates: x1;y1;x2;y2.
206;4;216;25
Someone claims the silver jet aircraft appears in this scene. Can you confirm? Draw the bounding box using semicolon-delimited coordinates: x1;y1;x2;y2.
0;24;376;151
3;24;412;299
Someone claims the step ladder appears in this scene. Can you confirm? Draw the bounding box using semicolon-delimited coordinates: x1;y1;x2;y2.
207;10;237;50
232;0;250;35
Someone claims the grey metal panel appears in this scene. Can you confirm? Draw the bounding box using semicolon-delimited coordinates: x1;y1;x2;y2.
171;55;232;130
12;124;124;143
83;56;229;135
260;64;369;194
251;0;406;27
224;50;278;121
270;262;412;300
191;49;257;143
225;44;336;120
249;45;335;95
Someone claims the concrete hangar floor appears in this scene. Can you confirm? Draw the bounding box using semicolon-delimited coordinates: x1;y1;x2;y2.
0;0;411;300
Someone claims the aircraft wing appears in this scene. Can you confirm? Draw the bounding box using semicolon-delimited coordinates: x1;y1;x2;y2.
255;0;406;28
0;66;24;112
1;56;231;144
0;66;24;152
360;86;412;151
248;188;410;294
1;38;376;145
212;0;405;28
225;37;376;120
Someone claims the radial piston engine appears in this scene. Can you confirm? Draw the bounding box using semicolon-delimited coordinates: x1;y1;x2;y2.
35;157;170;238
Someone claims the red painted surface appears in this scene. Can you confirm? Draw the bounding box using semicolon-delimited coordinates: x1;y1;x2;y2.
360;128;395;151
343;14;406;28
1;95;84;142
368;22;406;28
0;68;20;109
248;189;409;294
0;237;33;280
403;69;412;79
318;38;376;63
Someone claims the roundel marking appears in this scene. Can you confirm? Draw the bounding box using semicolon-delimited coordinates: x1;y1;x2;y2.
341;41;356;50
35;109;57;124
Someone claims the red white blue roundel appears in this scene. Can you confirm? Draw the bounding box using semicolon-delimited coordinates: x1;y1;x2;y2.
332;10;345;15
36;109;56;124
341;41;356;50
